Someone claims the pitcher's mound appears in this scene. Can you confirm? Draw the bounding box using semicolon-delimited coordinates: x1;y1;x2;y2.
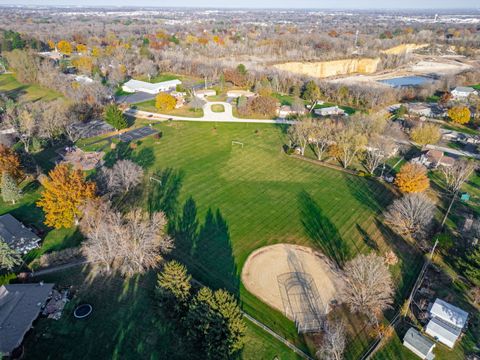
242;244;345;323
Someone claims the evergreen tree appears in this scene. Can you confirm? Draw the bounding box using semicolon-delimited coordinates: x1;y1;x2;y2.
104;104;128;130
302;80;321;110
0;240;21;270
185;287;246;359
157;260;192;304
461;246;480;286
1;172;22;204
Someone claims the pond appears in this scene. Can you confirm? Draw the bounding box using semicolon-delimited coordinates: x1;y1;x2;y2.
378;76;433;88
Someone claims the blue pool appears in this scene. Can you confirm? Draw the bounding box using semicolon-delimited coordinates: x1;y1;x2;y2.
378;76;433;87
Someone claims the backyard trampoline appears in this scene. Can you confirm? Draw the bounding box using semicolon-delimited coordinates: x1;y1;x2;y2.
74;304;93;319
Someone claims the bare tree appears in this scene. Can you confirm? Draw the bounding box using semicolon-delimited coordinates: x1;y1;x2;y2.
80;199;173;276
342;253;394;324
189;96;206;110
135;59;157;81
288;118;312;156
440;159;476;227
317;320;346;360
309;119;334;161
363;134;396;175
384;193;435;240
333;123;367;169
119;210;173;277
102;159;144;195
441;160;476;194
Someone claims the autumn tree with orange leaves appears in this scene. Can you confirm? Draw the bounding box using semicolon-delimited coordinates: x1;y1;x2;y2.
37;164;96;229
394;163;429;193
0;145;23;181
57;40;72;55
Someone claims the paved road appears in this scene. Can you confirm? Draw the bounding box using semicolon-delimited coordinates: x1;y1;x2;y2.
125;101;295;125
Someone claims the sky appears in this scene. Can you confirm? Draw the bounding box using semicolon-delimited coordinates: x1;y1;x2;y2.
0;0;478;9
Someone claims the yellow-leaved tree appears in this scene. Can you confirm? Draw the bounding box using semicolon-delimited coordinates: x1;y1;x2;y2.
57;40;73;55
410;123;441;145
37;164;96;229
448;106;471;125
155;92;177;111
394;163;429;193
76;44;88;53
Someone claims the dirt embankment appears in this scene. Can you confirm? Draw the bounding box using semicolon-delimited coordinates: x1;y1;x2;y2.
382;43;429;55
273;57;381;78
272;44;428;79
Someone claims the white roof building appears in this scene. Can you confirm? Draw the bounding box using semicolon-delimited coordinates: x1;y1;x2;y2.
403;328;436;360
314;106;345;116
122;79;181;94
425;298;468;348
194;89;216;98
451;86;478;99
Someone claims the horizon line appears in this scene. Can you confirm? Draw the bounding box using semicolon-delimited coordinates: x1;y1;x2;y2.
0;4;479;11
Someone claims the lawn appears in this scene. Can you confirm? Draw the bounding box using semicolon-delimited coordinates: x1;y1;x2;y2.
313;102;357;115
23;266;303;360
75;121;422;358
0;73;61;102
211;104;225;112
472;84;480;91
134;99;204;118
0;177;83;265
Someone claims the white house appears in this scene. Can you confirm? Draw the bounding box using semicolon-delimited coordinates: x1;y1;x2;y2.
74;75;94;84
122;79;182;94
451;86;478;99
194;89;216;98
278;105;305;118
226;90;255;98
314;106;345;117
425;298;468;348
403;328;436;360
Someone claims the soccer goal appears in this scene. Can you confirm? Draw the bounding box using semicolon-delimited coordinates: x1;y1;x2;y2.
231;141;244;148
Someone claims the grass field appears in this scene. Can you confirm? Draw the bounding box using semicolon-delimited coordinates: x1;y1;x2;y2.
134;100;204;118
0;73;61;102
74;120;422;358
211;104;225;112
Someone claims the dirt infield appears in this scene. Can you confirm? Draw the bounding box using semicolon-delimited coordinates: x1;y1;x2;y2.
242;244;345;320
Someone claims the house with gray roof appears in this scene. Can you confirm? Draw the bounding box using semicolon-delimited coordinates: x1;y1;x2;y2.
0;283;54;356
425;298;469;348
0;214;41;254
452;86;478;99
403;327;436;359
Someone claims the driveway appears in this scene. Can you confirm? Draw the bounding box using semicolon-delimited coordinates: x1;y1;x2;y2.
124;100;295;125
116;91;156;104
202;102;236;121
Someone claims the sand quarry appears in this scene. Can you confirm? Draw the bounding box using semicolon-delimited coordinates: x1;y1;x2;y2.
242;244;345;322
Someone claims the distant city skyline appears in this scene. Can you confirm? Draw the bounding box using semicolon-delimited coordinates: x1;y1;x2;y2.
0;0;478;9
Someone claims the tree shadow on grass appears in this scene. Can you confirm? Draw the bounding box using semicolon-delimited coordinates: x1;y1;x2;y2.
132;147;155;169
298;190;350;268
355;224;379;251
375;219;422;307
193;208;240;297
146;168;184;219
23;266;195;360
103;142;133;168
171;196;199;260
345;175;394;214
